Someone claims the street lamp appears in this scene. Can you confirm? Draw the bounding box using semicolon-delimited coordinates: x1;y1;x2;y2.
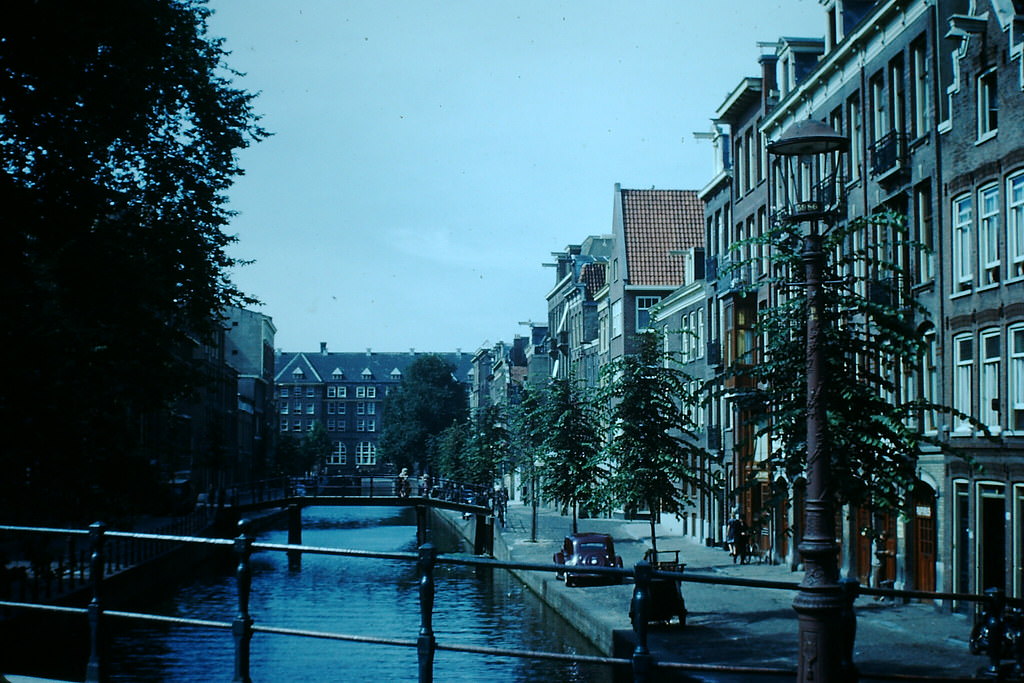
767;119;848;683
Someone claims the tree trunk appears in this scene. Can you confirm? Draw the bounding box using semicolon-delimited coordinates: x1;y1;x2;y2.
649;515;658;556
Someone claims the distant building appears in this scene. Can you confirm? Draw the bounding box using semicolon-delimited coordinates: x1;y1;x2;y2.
223;306;276;482
274;346;472;476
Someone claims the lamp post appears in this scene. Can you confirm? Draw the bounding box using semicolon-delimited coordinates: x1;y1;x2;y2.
766;119;849;683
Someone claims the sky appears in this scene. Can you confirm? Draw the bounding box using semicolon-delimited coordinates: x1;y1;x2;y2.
206;1;824;353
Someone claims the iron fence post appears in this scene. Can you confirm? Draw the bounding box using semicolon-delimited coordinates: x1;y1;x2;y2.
85;521;106;683
418;542;437;683
232;519;254;683
630;561;653;683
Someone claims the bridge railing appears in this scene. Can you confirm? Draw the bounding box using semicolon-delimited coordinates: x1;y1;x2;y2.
0;520;1003;682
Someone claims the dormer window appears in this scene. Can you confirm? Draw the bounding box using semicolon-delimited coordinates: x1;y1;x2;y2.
390;368;402;379
292;368;304;379
332;368;344;380
361;368;373;379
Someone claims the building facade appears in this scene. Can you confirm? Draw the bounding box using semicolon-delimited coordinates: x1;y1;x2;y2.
273;347;473;476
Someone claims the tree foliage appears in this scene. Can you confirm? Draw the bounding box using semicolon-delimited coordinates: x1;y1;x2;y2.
0;0;266;523
539;377;606;534
729;212;985;516
462;404;510;488
602;329;709;552
378;355;468;472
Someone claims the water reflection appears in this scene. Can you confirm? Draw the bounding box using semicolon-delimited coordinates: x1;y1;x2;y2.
106;506;613;682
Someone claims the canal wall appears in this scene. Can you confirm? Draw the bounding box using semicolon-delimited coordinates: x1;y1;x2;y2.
430;507;628;657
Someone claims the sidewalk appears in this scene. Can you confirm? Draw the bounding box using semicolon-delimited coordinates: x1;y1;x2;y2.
488;500;983;681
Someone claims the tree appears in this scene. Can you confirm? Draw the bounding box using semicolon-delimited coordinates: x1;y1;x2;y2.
300;422;332;475
539;377;605;535
378;355;468;472
728;212;986;520
602;329;710;553
0;1;267;523
429;421;471;483
462;404;510;489
505;385;549;513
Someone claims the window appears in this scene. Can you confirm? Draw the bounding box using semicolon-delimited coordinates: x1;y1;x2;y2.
735;136;745;194
611;300;623;338
913;184;935;284
356;442;376;466
293;401;302;412
280;387;289;398
888;56;904;134
847;95;862;181
366;387;377;398
981;329;1001;431
305;403;315;415
979;185;1000;285
921;330;939;433
953;194;973;293
1011;325;1024;431
911;39;929;138
327;386;336;398
337;420;346;431
978;69;998;139
870;73;887;143
279;418;288;432
306;420;314;431
292;420;302;432
327;403;336;415
306;386;315;398
636;296;661;332
280;403;289;415
338;403;346;415
367;420;376;432
954;334;974;434
337;387;347;398
1009;173;1024;279
328;442;347;466
356;386;366;398
367;402;376;415
327;419;335;431
356;402;366;415
356;419;366;432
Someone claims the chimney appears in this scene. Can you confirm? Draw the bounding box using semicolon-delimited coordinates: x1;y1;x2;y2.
320;342;328;355
760;54;778;110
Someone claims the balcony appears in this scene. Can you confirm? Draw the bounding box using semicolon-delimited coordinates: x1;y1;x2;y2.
869;131;907;181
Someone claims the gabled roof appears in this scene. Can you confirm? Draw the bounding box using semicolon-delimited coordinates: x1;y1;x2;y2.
274;350;474;384
619;189;704;287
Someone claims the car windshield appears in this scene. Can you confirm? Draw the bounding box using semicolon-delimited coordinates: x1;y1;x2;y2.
578;542;608;552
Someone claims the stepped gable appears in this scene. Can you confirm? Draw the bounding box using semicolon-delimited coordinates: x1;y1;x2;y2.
620;189;704;286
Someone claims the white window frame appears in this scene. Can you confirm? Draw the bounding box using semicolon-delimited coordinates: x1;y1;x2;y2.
913;184;935;284
366;386;377;398
979;184;1000;286
327;386;337;398
279;418;288;432
978;68;998;140
635;296;660;333
1010;324;1024;433
1008;172;1024;280
337;387;347;398
367;402;376;415
980;329;1001;432
911;39;929;138
356;386;366;398
356;442;376;466
952;194;973;293
328;442;347;466
953;333;974;435
847;96;862;181
922;330;939;434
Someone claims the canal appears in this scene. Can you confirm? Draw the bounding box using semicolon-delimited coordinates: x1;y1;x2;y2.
103;506;614;682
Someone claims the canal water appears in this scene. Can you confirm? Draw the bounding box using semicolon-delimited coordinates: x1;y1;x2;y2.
104;506;616;682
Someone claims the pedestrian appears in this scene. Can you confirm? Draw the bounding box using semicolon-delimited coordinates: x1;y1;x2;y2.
726;511;747;564
872;530;896;598
419;472;431;497
396;468;410;498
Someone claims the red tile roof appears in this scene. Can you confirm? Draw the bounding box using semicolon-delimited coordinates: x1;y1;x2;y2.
620;189;704;286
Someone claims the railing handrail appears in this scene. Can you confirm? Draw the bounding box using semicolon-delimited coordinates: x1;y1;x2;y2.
0;521;1000;682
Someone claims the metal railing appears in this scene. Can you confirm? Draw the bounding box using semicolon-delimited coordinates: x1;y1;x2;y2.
0;520;1011;682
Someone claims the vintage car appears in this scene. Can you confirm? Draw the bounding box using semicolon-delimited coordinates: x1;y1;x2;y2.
553;532;624;587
